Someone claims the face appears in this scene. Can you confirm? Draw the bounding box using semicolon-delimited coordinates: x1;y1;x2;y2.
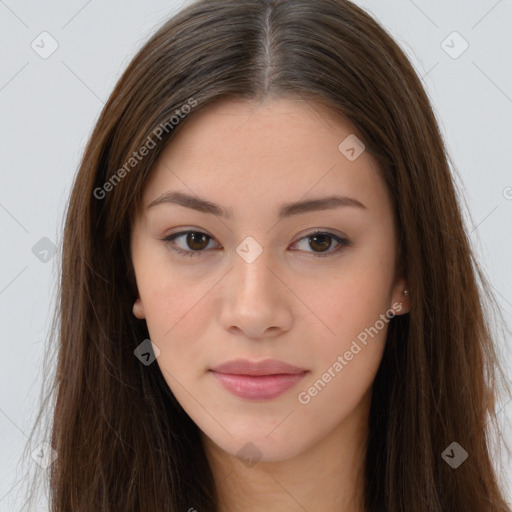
130;97;409;463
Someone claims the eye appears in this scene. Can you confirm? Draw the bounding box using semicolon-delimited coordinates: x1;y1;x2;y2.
161;230;219;258
290;230;351;257
161;230;351;258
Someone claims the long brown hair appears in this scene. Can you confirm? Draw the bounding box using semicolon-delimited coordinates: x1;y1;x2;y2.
18;0;511;510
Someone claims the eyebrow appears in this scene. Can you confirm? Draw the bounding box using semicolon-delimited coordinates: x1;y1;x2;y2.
147;191;367;219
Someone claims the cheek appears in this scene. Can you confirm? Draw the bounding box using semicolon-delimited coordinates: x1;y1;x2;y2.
303;248;395;391
135;268;216;378
297;286;392;423
303;300;390;403
315;252;395;343
136;251;215;334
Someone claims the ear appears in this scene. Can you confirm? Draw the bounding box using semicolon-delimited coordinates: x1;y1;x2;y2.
390;277;410;315
132;296;146;319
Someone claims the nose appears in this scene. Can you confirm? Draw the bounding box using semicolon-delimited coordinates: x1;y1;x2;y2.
218;246;293;339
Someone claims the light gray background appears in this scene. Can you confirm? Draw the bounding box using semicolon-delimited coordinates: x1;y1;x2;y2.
1;0;511;510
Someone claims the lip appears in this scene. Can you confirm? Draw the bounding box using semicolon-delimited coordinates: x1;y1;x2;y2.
209;359;309;400
211;358;307;376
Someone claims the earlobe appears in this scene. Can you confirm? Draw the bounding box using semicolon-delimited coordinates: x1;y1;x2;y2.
391;280;410;315
396;289;410;315
132;297;146;319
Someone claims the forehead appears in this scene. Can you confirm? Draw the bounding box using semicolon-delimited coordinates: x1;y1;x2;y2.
139;97;391;220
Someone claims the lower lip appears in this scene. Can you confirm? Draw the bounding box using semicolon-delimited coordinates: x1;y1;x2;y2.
210;371;308;400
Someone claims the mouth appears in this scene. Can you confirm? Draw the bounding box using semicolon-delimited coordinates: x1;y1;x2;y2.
209;359;309;401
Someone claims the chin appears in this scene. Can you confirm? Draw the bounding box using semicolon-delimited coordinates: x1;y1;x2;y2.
203;427;309;465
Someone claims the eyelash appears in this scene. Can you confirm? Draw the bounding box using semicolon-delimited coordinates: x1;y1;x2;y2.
160;230;351;258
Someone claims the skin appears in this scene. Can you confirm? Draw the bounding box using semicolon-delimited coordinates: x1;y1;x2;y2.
130;96;409;512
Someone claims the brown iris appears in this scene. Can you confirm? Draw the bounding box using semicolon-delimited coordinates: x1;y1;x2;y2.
308;233;333;253
186;232;210;250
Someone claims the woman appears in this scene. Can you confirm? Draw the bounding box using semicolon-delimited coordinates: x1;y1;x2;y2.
21;0;511;510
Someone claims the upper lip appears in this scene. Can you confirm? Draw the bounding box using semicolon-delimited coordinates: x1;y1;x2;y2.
210;359;307;376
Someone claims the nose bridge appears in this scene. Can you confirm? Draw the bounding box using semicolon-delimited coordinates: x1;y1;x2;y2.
218;234;292;337
232;235;275;297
